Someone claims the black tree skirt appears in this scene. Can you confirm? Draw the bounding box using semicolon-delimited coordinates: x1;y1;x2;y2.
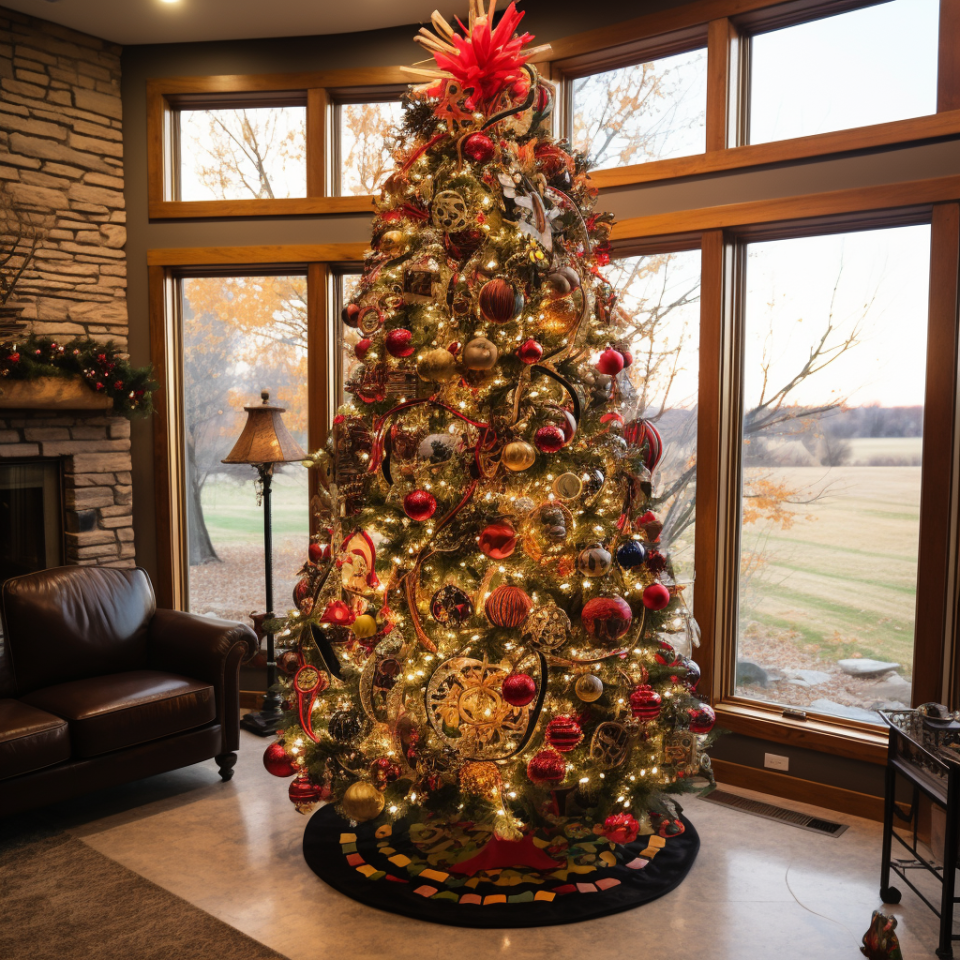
302;805;699;927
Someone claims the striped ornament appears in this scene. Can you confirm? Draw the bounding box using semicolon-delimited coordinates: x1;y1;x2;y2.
629;683;662;722
624;418;664;473
485;584;533;628
545;715;584;753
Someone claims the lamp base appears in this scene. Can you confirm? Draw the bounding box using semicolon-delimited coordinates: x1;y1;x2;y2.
240;708;283;737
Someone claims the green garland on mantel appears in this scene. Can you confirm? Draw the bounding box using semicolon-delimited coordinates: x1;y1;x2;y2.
0;335;157;418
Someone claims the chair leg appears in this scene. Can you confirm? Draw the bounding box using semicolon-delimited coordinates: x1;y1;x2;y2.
216;752;238;781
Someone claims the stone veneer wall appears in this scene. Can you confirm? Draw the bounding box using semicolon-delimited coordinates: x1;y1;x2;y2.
0;6;134;568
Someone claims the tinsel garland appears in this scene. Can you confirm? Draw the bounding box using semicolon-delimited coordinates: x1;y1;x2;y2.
0;335;156;418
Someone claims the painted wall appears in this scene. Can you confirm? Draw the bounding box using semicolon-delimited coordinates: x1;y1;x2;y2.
117;0;960;799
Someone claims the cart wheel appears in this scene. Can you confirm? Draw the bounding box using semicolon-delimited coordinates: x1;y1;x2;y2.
880;886;902;904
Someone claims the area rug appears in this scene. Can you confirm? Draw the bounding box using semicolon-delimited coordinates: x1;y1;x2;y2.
0;816;287;960
302;806;699;927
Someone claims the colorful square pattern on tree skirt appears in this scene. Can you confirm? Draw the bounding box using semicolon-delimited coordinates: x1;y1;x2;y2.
302;806;699;927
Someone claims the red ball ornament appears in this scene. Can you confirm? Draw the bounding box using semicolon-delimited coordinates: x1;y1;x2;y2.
463;132;495;163
386;328;414;357
655;639;678;666
516;338;543;364
642;582;671;611
630;684;662;722
447;341;461;355
370;757;402;788
602;813;640;844
502;672;537;707
624;419;664;472
341;303;361;328
321;600;355;625
545;715;584;752
527;748;566;784
263;741;297;777
619;348;634;368
596;347;625;376
355;338;373;360
688;703;716;734
293;577;312;606
288;774;322;813
581;596;633;643
479;278;523;324
404;489;437;521
308;541;325;563
479;521;517;559
535;424;565;453
486;584;532;628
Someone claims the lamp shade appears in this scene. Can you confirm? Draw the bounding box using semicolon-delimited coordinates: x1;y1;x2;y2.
222;389;307;466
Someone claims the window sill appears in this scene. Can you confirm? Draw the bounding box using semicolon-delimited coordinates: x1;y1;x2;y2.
714;699;889;765
148;196;374;219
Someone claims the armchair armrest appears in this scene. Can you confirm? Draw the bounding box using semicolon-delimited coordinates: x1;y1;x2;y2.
148;609;259;754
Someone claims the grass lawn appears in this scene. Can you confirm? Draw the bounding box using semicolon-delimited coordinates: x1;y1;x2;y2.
200;470;309;543
740;452;921;674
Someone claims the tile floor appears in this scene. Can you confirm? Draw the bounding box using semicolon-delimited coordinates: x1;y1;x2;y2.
29;729;951;959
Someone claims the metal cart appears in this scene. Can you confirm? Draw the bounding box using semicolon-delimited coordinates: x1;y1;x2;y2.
881;708;960;958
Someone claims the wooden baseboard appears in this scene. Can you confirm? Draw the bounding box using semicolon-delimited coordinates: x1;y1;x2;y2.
240;690;263;709
711;758;888;822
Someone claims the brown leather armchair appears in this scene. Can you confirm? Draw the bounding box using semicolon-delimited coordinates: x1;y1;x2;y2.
0;565;258;817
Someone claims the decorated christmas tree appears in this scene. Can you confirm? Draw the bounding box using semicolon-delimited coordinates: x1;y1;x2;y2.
263;0;715;909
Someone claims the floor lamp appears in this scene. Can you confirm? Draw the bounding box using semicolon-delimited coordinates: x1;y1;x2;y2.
223;389;307;737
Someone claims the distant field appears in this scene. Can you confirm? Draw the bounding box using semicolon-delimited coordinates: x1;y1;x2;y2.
847;436;922;464
740;453;921;672
200;470;309;543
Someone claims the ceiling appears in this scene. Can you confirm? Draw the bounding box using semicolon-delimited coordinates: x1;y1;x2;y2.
4;0;445;46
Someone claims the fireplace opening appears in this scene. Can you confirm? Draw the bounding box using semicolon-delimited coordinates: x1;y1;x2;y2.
0;459;65;587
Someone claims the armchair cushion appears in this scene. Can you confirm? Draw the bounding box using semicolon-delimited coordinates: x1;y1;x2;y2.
21;670;215;759
0;700;70;781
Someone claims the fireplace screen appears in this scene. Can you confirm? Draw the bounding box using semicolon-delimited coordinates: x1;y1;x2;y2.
0;459;64;587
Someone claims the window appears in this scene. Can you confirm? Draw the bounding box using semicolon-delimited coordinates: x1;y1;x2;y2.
748;0;939;144
178;104;307;201
734;224;931;723
569;47;708;170
179;274;310;622
336;271;364;402
336;99;403;196
609;248;701;601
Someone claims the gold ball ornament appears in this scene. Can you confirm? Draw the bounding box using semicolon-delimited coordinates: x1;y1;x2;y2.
379;229;407;256
575;673;604;702
417;347;458;382
462;336;499;371
352;614;378;638
503;440;536;472
341;781;386;822
553;472;583;500
459;761;502;797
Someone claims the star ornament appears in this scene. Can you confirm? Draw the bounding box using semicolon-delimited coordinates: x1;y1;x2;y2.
401;1;550;115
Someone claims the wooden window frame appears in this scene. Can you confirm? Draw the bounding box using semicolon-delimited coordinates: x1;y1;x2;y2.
147;246;363;609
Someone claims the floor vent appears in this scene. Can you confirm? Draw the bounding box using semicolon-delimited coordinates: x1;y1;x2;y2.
703;789;849;837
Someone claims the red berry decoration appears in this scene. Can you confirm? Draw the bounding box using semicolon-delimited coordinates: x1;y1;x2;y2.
581;596;633;643
527;748;566;784
602;812;640;844
404;489;437;521
370;757;402;788
479;278;523;324
479;521;517;559
463;132;495;163
534;424;565;453
485;584;532;628
596;347;625;375
263;741;297;777
386;328;414;357
642;582;671;611
501;672;537;707
545;715;584;752
688;703;716;734
355;338;373;360
630;683;662;722
516;338;543;364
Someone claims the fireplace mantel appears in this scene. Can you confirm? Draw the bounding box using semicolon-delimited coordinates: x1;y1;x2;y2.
0;377;114;412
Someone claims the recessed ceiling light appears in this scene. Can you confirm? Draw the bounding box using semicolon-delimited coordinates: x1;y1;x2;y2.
159;0;181;4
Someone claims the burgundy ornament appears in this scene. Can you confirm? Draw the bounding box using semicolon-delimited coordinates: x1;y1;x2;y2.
308;541;328;564
688;703;716;734
355;338;373;361
545;715;584;753
263;741;297;777
463;132;495;163
341;303;362;328
527;748;566;784
673;655;701;691
370;757;402;788
535;424;565;453
655;639;678;666
596;347;625;376
386;328;414;357
516;338;543;364
624;419;665;473
479;278;523;324
277;650;300;675
501;672;537;707
602;813;640;844
479;520;518;559
404;489;437;521
293;577;312;606
485;584;533;628
288;774;323;813
629;683;662;722
581;596;633;643
642;582;671;611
